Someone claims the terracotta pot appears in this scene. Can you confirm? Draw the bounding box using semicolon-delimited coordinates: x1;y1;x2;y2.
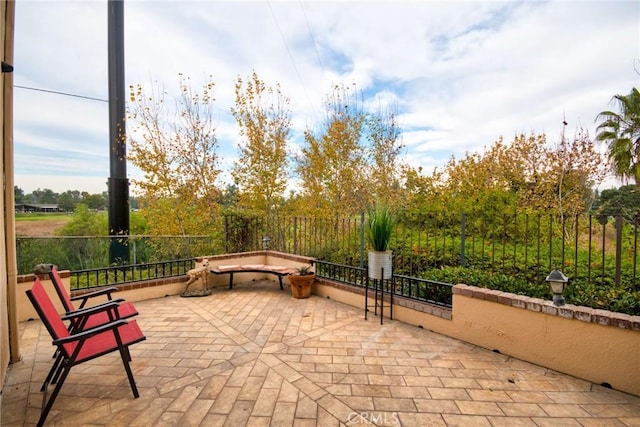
289;274;315;298
368;250;392;280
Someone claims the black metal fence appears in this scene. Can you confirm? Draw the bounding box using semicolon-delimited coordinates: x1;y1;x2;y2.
70;259;196;291
227;212;640;290
16;211;640;293
224;214;364;264
314;260;453;307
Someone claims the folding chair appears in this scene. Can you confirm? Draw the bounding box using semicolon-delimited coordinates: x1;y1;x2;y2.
44;264;138;332
27;277;146;427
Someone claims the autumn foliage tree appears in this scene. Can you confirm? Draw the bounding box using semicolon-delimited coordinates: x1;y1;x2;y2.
127;75;222;236
404;130;606;218
366;102;405;208
540;128;606;217
231;71;291;216
297;83;368;216
400;165;445;216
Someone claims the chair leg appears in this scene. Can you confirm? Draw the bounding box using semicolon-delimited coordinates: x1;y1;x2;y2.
118;346;139;398
41;353;65;392
50;355;69;387
37;362;73;427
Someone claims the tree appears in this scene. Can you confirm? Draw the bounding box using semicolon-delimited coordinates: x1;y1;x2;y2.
542;127;606;217
596;87;640;186
297;83;368;215
57;190;84;212
14;186;24;204
129;196;139;211
366;102;405;208
82;193;107;211
218;184;239;209
438;138;520;216
56;204;107;236
127;75;222;236
28;188;58;204
401;165;445;215
594;185;640;220
436;131;605;217
57;192;76;212
230;71;291;216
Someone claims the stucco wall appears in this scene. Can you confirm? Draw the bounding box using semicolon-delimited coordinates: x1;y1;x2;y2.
205;251;314;287
448;285;639;397
16;274;68;322
16;271;191;321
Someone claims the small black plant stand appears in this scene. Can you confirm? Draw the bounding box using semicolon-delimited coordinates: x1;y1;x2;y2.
364;267;394;324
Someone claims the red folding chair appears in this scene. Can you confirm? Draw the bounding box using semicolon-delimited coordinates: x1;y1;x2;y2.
45;264;138;332
26;277;146;427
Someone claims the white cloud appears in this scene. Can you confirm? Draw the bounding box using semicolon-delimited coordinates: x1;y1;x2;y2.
12;0;640;196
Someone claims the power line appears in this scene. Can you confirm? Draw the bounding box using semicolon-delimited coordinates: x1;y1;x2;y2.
299;0;326;79
266;1;316;116
14;85;108;103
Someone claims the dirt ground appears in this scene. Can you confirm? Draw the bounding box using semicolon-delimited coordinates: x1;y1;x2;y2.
15;218;69;237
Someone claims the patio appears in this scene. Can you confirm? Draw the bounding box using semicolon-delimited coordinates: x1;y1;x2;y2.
2;279;640;426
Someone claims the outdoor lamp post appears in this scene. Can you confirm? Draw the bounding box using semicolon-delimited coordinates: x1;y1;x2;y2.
262;236;271;251
546;269;568;306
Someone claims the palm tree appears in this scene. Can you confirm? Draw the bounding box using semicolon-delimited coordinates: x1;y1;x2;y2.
595;87;640;186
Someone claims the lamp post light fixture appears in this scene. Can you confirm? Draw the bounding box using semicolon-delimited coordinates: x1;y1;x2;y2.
262;236;272;251
546;269;568;306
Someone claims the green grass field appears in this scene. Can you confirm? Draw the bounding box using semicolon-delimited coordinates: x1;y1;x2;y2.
15;213;73;221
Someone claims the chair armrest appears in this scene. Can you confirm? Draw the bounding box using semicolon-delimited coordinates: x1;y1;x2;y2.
71;287;120;307
76;298;126;312
61;300;123;321
53;319;130;345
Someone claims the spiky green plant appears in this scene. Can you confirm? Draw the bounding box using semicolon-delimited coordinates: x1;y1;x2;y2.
366;205;394;251
295;265;314;276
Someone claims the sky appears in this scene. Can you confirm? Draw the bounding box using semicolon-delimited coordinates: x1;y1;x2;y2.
12;0;640;196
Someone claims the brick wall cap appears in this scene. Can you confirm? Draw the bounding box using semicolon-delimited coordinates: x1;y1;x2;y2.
455;284;638;331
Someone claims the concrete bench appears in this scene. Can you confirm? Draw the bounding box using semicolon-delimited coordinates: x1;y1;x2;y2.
210;264;297;290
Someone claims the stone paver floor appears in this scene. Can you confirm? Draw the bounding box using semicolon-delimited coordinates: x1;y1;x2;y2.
2;280;640;426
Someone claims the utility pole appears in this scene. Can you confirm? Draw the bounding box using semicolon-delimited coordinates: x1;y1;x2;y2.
107;0;129;264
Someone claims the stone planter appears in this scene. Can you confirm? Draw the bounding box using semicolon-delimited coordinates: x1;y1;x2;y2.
368;250;392;280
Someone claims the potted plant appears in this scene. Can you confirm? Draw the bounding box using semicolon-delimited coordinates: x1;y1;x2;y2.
366;205;394;280
289;265;315;298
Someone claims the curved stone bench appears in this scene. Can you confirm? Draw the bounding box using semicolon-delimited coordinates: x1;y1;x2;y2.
210;264;297;290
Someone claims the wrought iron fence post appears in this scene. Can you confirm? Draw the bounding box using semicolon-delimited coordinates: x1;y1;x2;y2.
224;215;229;254
360;211;365;269
615;215;622;287
598;214;608;286
293;217;298;254
460;213;466;267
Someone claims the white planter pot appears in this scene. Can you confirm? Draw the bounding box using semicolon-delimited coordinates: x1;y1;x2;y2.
368;250;392;280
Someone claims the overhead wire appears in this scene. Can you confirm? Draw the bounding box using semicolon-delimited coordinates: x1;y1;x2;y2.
298;0;329;130
266;0;321;124
299;0;326;79
14;85;108;103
